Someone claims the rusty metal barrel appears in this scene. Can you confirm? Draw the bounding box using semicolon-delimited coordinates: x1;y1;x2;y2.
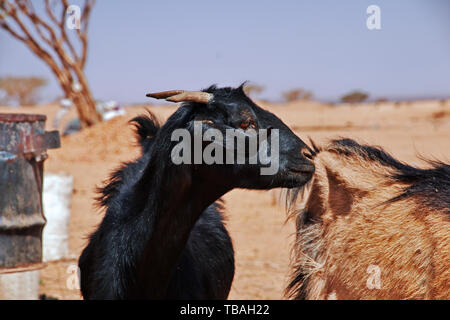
0;114;60;277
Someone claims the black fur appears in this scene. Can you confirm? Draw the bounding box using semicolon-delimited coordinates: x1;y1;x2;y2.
79;85;314;300
80;112;234;299
165;201;234;299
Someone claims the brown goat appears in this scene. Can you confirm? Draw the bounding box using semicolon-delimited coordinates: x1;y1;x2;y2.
286;138;450;300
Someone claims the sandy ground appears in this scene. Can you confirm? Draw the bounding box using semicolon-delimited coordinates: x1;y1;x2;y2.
1;99;449;300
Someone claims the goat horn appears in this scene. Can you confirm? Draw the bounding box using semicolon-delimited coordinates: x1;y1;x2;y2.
146;90;213;104
146;90;184;99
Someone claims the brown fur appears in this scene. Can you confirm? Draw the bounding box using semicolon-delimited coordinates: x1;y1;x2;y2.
287;139;450;300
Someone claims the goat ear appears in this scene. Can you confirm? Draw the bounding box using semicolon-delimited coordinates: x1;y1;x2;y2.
325;167;353;217
303;165;354;223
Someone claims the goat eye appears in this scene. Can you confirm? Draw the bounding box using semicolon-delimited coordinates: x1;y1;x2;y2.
240;122;249;129
240;120;255;130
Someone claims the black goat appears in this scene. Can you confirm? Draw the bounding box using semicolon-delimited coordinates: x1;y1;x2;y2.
79;85;314;299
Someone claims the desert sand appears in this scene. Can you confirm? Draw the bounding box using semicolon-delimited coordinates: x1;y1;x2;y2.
1;99;449;299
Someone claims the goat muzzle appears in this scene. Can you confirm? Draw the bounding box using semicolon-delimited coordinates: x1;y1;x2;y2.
146;90;213;104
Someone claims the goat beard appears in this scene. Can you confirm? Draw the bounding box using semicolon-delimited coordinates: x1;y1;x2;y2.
281;177;314;222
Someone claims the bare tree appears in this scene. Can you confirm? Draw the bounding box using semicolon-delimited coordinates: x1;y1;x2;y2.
0;0;101;127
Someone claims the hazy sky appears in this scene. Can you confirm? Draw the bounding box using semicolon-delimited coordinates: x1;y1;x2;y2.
1;0;449;103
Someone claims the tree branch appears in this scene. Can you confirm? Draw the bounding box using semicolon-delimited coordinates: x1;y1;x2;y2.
0;19;26;42
14;0;78;86
75;0;95;69
1;2;72;90
44;0;79;63
0;0;101;126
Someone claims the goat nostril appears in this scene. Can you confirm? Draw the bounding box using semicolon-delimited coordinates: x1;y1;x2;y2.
302;149;313;160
